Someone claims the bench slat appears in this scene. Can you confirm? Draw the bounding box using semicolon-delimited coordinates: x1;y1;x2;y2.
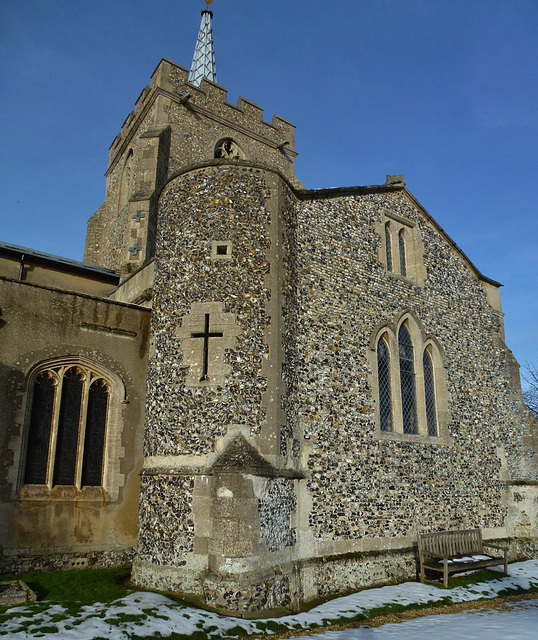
418;529;508;588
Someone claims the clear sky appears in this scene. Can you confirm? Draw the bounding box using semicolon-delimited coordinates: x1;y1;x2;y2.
1;0;537;381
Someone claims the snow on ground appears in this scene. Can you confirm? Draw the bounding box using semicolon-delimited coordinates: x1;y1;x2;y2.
0;560;537;639
285;600;538;639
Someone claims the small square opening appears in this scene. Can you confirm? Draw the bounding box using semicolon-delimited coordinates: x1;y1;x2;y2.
216;245;228;256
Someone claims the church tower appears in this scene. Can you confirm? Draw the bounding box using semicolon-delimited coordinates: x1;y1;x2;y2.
128;3;304;613
83;2;296;278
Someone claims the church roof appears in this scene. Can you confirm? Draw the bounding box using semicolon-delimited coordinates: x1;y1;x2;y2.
188;8;217;87
0;241;120;283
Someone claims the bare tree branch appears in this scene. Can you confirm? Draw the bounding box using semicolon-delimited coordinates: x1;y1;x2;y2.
522;362;538;417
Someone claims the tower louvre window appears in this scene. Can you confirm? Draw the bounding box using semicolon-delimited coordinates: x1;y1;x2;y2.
23;363;111;489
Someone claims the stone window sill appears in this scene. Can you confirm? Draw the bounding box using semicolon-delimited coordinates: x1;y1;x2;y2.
374;429;453;447
19;485;109;502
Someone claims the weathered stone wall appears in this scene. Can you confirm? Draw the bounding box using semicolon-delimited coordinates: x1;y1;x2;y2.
144;165;274;455
133;163;301;614
133;162;537;613
0;276;150;572
284;187;537;557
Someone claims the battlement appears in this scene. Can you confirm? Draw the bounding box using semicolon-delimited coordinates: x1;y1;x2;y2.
107;57;296;175
151;58;295;141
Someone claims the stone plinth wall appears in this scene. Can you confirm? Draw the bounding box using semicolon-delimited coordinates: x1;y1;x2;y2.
0;548;135;575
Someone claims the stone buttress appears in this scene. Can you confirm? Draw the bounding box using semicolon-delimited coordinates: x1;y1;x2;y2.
132;162;303;615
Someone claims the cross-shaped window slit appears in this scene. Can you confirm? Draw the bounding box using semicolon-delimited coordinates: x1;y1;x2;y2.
191;314;223;381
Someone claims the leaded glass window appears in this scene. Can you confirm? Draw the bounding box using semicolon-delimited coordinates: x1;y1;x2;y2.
399;230;407;277
377;337;393;432
81;379;109;486
423;349;438;436
24;373;55;484
23;363;111;489
53;368;83;486
385;224;393;272
398;324;418;434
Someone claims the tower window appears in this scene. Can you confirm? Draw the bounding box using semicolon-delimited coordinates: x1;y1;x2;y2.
214;138;246;160
211;240;233;260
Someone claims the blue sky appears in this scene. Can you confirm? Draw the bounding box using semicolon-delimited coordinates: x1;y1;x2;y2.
1;0;537;380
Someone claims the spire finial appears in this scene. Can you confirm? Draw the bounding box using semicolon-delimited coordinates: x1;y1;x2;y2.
188;1;217;87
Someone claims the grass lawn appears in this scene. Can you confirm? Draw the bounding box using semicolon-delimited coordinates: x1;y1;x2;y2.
0;567;133;604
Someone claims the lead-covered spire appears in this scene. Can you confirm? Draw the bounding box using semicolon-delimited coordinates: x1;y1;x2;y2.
188;3;217;87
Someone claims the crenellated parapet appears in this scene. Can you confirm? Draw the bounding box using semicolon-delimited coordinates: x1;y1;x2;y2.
86;57;297;274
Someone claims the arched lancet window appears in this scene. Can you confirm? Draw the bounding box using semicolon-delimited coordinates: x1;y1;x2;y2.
398;323;418;434
423;349;438;436
81;379;109;486
53;368;84;486
377;336;393;432
23;363;111;489
118;150;134;212
399;229;407;277
385;223;393;272
24;373;55;484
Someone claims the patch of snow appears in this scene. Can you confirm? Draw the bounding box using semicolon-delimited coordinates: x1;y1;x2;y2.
285;600;538;639
0;559;537;639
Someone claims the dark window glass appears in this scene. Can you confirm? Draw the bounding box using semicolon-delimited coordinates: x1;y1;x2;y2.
53;368;83;486
24;374;55;484
423;350;438;436
385;224;393;272
81;380;108;486
399;230;407;277
399;324;418;434
377;338;393;432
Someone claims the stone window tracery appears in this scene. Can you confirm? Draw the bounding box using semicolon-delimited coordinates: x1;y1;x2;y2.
371;315;449;444
214;138;246;160
379;209;425;284
21;360;122;496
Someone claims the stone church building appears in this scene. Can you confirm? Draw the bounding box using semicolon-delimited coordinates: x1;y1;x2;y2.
1;6;537;616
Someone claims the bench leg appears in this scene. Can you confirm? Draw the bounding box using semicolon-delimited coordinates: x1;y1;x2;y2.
443;559;449;589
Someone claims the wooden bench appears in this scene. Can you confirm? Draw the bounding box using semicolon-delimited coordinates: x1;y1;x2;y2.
418;529;508;588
